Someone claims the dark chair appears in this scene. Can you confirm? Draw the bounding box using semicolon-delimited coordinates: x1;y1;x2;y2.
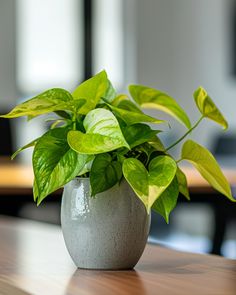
211;134;236;255
0;117;13;156
213;134;236;155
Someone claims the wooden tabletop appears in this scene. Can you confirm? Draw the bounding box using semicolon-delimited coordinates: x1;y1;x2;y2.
1;160;236;195
0;216;235;295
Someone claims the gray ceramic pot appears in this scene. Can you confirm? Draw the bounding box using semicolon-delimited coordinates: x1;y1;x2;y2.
61;178;151;270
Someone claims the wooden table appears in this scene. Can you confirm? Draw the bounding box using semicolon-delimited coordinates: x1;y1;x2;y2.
0;216;235;295
1;161;236;195
0;161;236;256
0;163;33;195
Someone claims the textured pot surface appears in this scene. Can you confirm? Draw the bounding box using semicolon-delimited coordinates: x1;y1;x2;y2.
61;178;151;270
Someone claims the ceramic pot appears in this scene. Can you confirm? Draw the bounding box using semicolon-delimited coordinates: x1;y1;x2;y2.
61;178;151;270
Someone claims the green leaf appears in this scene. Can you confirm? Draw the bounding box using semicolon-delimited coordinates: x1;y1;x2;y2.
107;104;165;125
193;87;228;129
102;80;116;103
33;128;88;205
129;85;191;129
136;143;157;163
148;156;177;206
148;136;165;152
122;123;160;148
72;70;108;114
176;167;190;200
0;88;75;119
50;119;67;129
111;94;129;106
54;110;72;119
68;131;127;155
117;153;126;164
90;154;122;196
115;99;143;114
11;138;38;160
152;177;179;223
137;141;166;165
123;158;149;205
122;156;177;212
181;140;235;202
77;156;95;176
68;108;129;154
33;179;38;202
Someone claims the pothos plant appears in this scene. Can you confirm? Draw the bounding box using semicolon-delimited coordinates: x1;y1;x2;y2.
1;70;235;222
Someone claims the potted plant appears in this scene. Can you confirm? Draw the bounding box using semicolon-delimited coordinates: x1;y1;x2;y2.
1;70;235;269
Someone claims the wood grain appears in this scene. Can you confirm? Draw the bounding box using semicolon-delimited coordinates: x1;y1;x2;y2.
0;216;235;295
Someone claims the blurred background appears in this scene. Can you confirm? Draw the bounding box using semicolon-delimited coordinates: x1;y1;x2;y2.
0;0;235;258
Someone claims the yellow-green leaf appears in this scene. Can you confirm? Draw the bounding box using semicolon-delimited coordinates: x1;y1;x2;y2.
181;140;235;202
111;94;129;106
33;179;38;202
176;167;190;200
121;124;160;148
102;79;116;103
113;97;143;114
68;108;129;154
0;88;74;119
152;177;179;223
33;128;88;205
122;156;177;213
193;87;228;129
122;158;149;207
107;104;165;125
72;70;108;114
129;85;191;129
148;136;165;152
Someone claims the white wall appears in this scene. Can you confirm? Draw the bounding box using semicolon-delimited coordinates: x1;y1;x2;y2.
135;0;236;150
1;0;236;154
0;0;18;110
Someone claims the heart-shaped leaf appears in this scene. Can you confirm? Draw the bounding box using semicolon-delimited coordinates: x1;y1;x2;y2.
123;158;149;203
122;156;177;212
108;104;165;125
176;167;190;200
193;87;228;129
152;177;179;223
181;140;235;201
68;108;129;154
72;70;108;114
122;123;160;148
90;154;122;196
129;85;191;129
33;128;88;205
0;89;75;119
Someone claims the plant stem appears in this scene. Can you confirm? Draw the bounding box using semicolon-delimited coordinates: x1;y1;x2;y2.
72;111;77;130
165;116;204;152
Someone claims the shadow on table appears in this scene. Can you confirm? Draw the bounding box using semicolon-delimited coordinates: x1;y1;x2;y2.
65;269;148;295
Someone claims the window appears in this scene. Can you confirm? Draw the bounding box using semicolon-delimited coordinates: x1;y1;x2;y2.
16;0;128;94
16;0;83;94
92;0;124;89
